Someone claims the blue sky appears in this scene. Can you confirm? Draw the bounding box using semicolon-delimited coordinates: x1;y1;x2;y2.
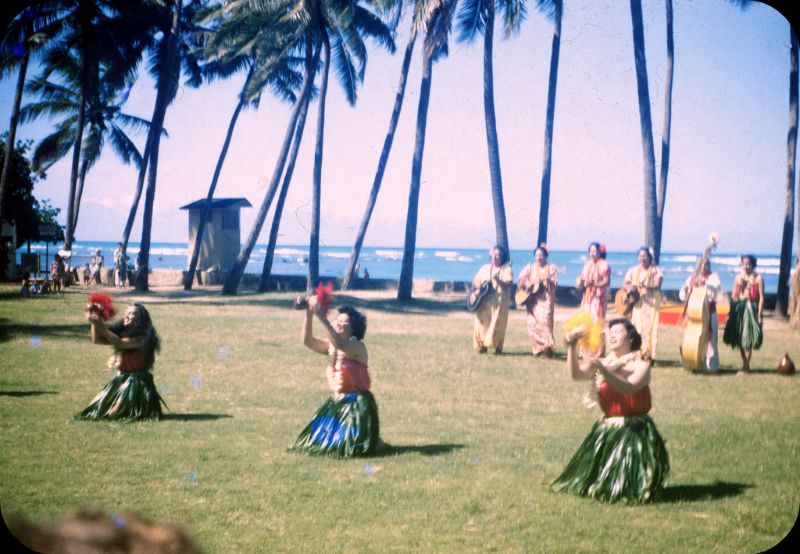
0;0;795;255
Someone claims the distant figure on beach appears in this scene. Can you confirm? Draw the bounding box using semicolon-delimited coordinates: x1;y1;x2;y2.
90;249;104;285
679;259;722;372
113;242;127;287
77;302;166;421
50;254;65;293
470;245;513;354
58;245;73;285
622;247;663;360
553;318;669;503
723;254;764;374
517;244;558;357
363;267;370;280
291;297;384;457
576;242;611;323
20;271;31;297
82;263;91;287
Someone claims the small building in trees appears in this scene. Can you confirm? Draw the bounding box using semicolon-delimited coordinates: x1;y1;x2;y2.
180;198;252;272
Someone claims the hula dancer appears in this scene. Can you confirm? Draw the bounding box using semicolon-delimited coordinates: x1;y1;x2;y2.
723;254;764;374
291;291;384;458
553;318;669;503
77;298;165;421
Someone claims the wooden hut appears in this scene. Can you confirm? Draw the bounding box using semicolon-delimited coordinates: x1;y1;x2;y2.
180;198;251;272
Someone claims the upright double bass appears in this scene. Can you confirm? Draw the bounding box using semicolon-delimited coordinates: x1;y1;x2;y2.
680;233;720;371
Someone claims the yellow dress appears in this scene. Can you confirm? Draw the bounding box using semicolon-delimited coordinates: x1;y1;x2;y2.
623;264;663;359
472;262;513;353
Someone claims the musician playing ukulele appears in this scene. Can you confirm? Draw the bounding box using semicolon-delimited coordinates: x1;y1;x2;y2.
622;247;664;361
517;245;559;357
723;255;764;374
471;245;513;354
679;259;721;372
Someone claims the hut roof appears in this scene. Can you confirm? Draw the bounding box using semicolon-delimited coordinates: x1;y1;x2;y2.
179;198;252;210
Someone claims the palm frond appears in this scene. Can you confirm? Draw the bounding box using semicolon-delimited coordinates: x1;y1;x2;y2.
425;0;458;62
456;0;485;43
329;31;358;105
352;5;396;54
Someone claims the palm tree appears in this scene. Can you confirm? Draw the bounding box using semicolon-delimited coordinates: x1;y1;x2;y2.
340;1;415;290
183;3;305;290
628;0;658;252
397;0;458;301
135;0;205;291
457;0;528;256
222;0;394;295
653;0;673;264
535;0;559;246
19;61;150;234
778;28;798;317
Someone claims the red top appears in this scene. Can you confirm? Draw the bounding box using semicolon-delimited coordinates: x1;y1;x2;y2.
339;358;371;392
734;281;759;301
598;381;651;416
119;350;147;373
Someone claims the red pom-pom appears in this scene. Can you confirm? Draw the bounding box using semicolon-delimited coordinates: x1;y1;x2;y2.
314;282;335;314
88;293;116;321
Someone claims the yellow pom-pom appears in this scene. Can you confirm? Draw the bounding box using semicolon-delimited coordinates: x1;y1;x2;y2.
564;311;603;353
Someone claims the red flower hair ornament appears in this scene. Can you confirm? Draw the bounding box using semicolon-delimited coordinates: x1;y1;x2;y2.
86;293;116;321
294;282;335;314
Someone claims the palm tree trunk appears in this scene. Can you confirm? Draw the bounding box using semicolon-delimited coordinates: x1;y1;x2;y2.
72;158;89;232
0;43;30;237
341;33;417;290
259;90;313;292
222;44;320;295
536;0;562;246
654;0;674;264
307;34;331;294
629;0;658;249
65;83;87;249
777;28;798;317
184;66;255;290
135;0;182;292
398;46;434;302
120;131;152;252
482;3;509;254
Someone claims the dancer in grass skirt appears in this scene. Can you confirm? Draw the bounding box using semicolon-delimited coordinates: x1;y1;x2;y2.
77;303;165;421
723;254;764;374
291;296;383;458
553;318;669;503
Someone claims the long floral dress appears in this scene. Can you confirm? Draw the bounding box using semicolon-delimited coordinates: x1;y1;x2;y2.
518;262;558;355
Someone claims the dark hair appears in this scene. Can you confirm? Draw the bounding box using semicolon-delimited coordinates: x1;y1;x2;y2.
110;304;160;369
534;244;549;258
607;318;642;351
588;242;607;260
741;254;757;268
638;247;653;263
338;305;367;340
491;245;509;265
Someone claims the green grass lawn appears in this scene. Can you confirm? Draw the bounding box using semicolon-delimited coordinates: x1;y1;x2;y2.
1;285;798;553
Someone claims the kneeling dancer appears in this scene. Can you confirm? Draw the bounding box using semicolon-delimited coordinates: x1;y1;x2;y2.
552;318;669;503
291;297;382;457
78;301;166;421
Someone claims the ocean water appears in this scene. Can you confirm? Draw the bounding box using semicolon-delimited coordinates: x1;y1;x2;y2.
17;241;785;293
17;241;780;293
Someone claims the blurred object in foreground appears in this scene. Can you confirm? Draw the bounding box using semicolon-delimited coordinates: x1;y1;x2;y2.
777;353;796;376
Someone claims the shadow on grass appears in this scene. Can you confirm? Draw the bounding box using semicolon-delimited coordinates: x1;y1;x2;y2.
658;480;753;503
160;413;233;421
370;443;465;458
0;390;58;397
0;318;88;343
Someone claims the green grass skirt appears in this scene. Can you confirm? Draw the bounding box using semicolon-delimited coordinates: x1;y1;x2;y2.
76;371;166;422
723;300;763;350
552;415;669;503
290;391;380;458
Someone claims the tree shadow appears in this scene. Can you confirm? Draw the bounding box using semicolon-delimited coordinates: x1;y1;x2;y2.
0;390;58;397
369;443;465;458
160;413;233;421
0;318;88;343
657;480;753;503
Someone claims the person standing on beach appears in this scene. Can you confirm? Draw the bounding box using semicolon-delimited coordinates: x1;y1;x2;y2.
679;259;722;372
90;249;104;285
622;247;663;361
723;254;764;374
576;242;611;323
50;254;65;293
113;242;127;288
470;245;513;354
517;244;558;357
